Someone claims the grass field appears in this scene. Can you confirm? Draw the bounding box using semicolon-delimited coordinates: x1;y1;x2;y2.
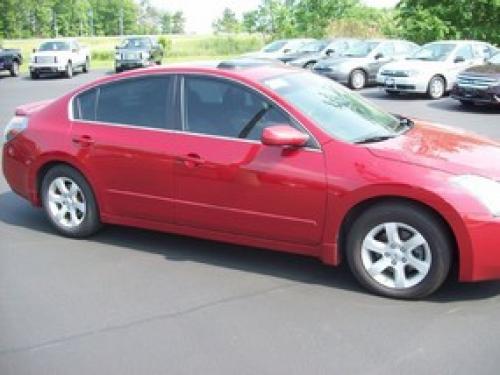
3;34;265;72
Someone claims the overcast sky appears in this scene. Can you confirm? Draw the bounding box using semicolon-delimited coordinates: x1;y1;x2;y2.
150;0;400;34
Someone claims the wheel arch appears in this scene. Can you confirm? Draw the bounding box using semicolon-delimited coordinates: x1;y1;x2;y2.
336;195;462;278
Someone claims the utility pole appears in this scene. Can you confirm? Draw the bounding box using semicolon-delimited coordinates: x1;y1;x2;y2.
88;8;94;36
52;9;58;37
119;7;124;36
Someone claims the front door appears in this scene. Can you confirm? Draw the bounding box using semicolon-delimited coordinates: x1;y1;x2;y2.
70;74;178;222
171;75;327;245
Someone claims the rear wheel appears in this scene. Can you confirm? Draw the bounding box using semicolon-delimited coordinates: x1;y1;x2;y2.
346;202;452;299
30;71;39;79
10;61;19;77
385;90;400;97
41;165;101;238
304;61;315;69
459;100;475;107
427;76;445;99
349;69;366;90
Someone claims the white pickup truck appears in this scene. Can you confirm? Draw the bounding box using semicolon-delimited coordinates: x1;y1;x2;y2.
29;38;90;79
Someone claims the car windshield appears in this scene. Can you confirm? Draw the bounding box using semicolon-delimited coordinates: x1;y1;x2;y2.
38;41;70;51
488;52;500;64
263;40;287;53
120;38;151;49
343;41;379;57
262;72;401;143
408;43;456;61
298;41;327;53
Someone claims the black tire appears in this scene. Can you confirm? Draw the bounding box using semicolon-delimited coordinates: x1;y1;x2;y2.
41;165;101;238
156;59;162;65
30;71;39;80
65;61;73;79
82;58;89;73
115;67;122;74
427;75;445;99
10;61;19;77
345;202;452;299
349;69;366;90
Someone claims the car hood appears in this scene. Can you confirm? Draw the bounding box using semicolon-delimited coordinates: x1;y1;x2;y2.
460;63;500;78
366;120;500;180
382;59;448;72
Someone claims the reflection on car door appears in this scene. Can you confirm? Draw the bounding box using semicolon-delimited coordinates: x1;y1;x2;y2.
70;75;179;222
170;75;328;245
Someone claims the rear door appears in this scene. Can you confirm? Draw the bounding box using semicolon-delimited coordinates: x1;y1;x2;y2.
169;75;327;245
70;74;179;222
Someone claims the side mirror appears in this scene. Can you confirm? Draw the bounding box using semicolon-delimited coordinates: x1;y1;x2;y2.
72;48;78;53
325;49;335;56
283;48;291;54
115;45;120;50
374;52;384;60
32;48;37;53
454;56;465;63
261;125;309;147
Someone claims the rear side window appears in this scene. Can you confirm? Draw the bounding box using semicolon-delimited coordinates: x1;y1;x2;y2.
73;76;173;129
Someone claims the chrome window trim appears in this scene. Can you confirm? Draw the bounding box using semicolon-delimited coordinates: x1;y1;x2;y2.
67;70;322;152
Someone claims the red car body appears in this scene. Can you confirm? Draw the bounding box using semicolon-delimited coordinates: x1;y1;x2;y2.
3;65;500;283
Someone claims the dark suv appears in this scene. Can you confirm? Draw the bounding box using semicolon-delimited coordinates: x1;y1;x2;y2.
0;46;22;77
115;36;164;73
452;51;500;106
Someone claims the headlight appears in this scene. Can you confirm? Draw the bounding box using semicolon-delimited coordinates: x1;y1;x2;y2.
3;116;29;143
452;175;500;217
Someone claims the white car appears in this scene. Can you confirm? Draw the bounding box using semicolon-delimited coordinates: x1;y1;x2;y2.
29;38;90;79
377;40;497;99
244;39;315;60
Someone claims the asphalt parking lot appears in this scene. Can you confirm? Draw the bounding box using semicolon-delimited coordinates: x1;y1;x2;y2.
1;69;500;375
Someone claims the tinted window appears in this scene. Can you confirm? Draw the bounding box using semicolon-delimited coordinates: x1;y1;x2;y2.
94;76;172;129
73;89;97;121
184;76;298;141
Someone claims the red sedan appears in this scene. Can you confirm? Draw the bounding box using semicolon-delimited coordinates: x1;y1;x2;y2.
3;64;500;299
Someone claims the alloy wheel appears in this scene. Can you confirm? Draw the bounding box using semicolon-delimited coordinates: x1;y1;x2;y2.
360;222;432;289
47;177;86;228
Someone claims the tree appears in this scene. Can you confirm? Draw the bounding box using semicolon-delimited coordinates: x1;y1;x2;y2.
212;8;241;34
160;12;172;34
171;11;185;34
397;0;500;45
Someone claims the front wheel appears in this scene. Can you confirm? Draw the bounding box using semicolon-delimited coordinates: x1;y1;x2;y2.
349;69;366;90
427;76;445;99
346;202;452;299
303;61;315;69
10;61;19;77
65;62;73;79
41;165;101;238
82;58;89;73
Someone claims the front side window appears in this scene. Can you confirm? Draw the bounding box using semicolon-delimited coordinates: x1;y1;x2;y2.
183;76;299;141
262;72;402;143
455;44;473;61
343;41;380;58
376;43;395;58
73;76;173;129
263;40;287;53
409;43;456;62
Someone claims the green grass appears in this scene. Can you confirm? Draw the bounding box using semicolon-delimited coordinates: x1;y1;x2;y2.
3;34;265;73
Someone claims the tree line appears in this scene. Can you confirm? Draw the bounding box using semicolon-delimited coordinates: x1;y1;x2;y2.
0;0;185;39
213;0;500;45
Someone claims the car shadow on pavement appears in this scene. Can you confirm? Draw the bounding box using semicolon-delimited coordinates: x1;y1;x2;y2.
427;99;500;115
361;88;429;101
1;190;500;302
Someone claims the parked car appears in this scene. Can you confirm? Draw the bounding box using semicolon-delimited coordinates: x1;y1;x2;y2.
4;64;500;299
451;51;500;106
29;38;90;79
217;57;283;70
0;46;22;77
115;36;164;73
243;38;315;60
313;39;419;89
282;38;359;68
377;40;497;99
